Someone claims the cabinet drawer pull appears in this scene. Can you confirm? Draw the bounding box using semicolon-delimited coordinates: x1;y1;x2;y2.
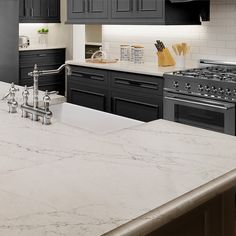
38;54;48;57
90;76;104;81
114;78;158;90
72;72;83;77
113;97;159;109
72;71;105;81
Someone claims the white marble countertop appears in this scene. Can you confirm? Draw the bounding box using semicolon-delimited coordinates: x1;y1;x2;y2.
0;91;236;236
66;60;193;77
19;46;66;51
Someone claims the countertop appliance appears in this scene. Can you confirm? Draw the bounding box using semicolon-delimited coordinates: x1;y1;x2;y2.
163;60;236;135
0;0;18;84
19;36;30;48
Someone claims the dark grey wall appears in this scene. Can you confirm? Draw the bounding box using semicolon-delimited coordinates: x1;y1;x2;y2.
0;0;19;84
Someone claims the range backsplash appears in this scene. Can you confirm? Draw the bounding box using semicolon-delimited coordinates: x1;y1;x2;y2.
102;0;236;67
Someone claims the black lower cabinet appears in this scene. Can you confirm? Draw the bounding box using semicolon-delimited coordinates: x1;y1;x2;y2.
111;91;162;122
67;66;163;122
19;49;66;95
67;80;109;112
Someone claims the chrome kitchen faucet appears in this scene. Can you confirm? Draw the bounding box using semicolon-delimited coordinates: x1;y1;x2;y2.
20;63;71;125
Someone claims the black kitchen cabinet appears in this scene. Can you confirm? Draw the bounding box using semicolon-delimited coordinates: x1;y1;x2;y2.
67;0;210;25
111;91;161;122
111;0;163;19
67;66;163;122
110;71;163;121
67;66;110;111
67;80;109;112
68;0;108;20
19;49;66;95
19;0;60;23
19;0;27;21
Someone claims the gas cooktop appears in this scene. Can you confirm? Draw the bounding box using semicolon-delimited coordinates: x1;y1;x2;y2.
164;62;236;102
172;66;236;82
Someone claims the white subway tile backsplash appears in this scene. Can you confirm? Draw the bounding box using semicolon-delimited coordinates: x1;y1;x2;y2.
102;1;236;66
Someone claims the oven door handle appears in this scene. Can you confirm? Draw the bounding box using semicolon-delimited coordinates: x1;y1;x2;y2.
164;96;235;110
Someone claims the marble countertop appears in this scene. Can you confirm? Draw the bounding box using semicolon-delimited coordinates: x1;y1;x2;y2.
0;91;236;236
66;60;193;77
19;46;66;51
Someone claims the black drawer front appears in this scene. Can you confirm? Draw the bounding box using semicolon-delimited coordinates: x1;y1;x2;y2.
111;91;163;122
111;71;163;95
70;66;109;88
19;49;65;67
67;80;109;112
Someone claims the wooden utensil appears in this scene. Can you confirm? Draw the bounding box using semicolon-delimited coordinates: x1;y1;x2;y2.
176;44;183;56
182;43;188;56
172;45;178;55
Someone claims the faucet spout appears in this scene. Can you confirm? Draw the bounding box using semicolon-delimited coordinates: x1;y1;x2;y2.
39;64;72;76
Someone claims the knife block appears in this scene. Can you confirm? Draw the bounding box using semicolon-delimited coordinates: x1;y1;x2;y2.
157;48;176;67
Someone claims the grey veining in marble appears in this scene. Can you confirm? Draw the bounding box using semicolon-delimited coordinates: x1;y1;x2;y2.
0;94;235;235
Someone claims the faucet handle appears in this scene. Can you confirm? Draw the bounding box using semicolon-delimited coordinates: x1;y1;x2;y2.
2;83;19;113
2;83;19;100
43;90;51;112
10;82;19;94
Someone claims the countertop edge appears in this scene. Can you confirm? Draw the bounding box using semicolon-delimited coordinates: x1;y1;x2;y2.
103;169;236;236
66;60;181;77
19;46;66;51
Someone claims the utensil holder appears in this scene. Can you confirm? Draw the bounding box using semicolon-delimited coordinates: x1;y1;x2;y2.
157;48;176;67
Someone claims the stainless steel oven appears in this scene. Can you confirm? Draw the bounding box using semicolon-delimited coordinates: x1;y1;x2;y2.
164;92;236;135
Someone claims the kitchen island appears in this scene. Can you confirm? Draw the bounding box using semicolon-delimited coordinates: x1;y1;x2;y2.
0;96;236;235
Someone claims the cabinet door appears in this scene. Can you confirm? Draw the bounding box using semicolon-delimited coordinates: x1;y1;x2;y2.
112;0;163;19
67;79;109;112
68;0;87;19
47;0;60;22
87;0;108;18
19;0;28;21
29;0;45;21
111;91;162;122
111;0;135;18
136;0;163;18
68;0;108;19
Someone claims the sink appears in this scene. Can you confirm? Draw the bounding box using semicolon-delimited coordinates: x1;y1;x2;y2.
50;103;143;134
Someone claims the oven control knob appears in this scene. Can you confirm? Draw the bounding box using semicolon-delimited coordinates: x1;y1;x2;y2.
185;83;191;90
173;81;179;89
233;89;236;96
225;88;231;96
205;85;210;93
211;86;217;94
197;84;204;92
218;88;224;95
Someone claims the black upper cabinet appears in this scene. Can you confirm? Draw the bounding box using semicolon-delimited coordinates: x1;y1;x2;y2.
111;0;163;19
68;0;108;20
19;0;60;23
67;0;210;25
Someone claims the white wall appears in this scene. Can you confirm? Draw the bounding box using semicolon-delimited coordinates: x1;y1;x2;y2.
102;0;236;67
19;0;73;60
